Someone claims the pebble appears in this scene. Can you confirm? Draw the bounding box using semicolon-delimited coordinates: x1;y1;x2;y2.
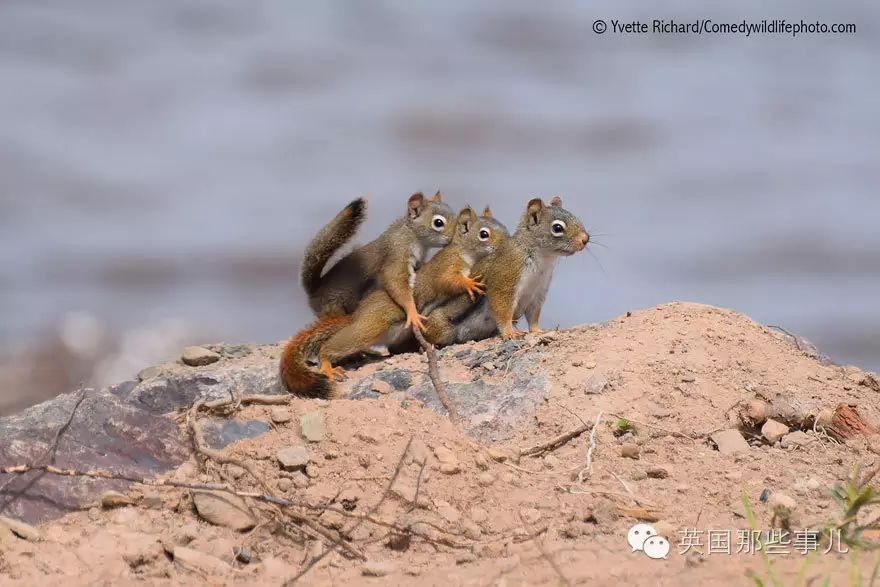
227;464;245;479
299;410;325;442
137;365;163;381
487;447;508;462
358;454;371;468
681;375;696;383
270;407;291;424
584;361;597;369
235;547;253;564
710;429;751;455
192;490;256;531
474;453;489;470
141;492;164;509
361;560;396;577
647;465;670;479
0;516;42;542
277;478;293;492
761;419;789;444
620;443;640;459
630;469;648;481
173;546;231;575
585;374;609;394
744;400;769;424
478;472;496;486
291;472;310;488
371;379;393;394
277;446;310;470
181;346;220;367
781;431;815;448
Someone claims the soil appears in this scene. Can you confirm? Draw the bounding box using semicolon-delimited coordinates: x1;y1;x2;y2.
2;302;879;586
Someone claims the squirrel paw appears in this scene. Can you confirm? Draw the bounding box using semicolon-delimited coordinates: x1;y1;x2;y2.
319;361;346;382
528;325;542;334
500;328;526;341
462;275;487;300
405;310;429;332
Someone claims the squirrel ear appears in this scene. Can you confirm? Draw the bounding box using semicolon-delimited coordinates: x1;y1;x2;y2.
432;191;443;203
408;192;426;218
457;206;476;233
550;196;562;207
526;198;544;226
482;205;493;218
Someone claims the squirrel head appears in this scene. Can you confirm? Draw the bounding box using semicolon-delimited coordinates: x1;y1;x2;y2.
406;191;456;247
517;196;589;256
452;206;510;261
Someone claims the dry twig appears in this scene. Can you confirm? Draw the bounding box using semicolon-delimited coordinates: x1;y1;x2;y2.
519;422;592;458
411;327;461;424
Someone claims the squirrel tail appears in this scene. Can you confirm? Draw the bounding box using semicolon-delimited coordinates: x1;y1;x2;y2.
280;315;352;398
301;198;367;297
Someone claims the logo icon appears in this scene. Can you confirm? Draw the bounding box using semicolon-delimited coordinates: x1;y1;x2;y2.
627;523;670;560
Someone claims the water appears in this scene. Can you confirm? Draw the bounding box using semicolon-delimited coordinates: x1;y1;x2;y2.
1;0;878;374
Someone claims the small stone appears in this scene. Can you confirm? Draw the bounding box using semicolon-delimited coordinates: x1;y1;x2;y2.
371;379;393;394
478;472;496;486
100;490;134;509
456;552;478;564
270;407;291;424
227;464;245;480
433;445;460;473
620;443;640;459
291;472;310;488
192;490;257;531
805;477;821;491
0;516;42;541
711;429;751;455
483;362;496;372
137;365;163;381
88;507;101;521
768;492;798;513
487;447;508;462
277;446;310;470
647;466;670;479
761;419;789;444
461;520;482;540
277;478;293;492
300;410;325;442
781;431;815;448
585;374;609;394
173;546;231;575
235;547;253;564
361;560;396;577
584;361;597;369
630;469;648;481
181;346;220;367
440;463;461;475
571;360;583;367
355;431;379;444
681;375;696;383
474;454;489;470
141;492;164;509
743;400;769;424
358;454;371;468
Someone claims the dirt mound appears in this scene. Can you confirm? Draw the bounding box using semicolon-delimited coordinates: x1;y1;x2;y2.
2;302;879;585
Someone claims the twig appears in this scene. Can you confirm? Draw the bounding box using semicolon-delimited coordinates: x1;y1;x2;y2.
768;324;803;350
0;385;87;511
519;422;592;458
574;411;603;484
607;412;696;441
202;393;292;411
411;327;461;425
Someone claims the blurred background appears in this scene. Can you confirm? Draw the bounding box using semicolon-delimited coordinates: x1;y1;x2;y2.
1;0;877;414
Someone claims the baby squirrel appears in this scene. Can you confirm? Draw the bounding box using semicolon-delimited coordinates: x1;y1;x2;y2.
423;197;588;345
281;206;508;397
301;192;455;325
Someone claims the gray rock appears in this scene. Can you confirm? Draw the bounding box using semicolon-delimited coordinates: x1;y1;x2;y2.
277;446;310;471
299;411;325;442
585;374;609;394
0;389;188;524
710;429;751;455
181;346;221;367
137;366;163;381
201;419;271;450
270;407;291;424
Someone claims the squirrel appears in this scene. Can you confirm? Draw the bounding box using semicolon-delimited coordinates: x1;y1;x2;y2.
301;192;455;323
281;206;509;397
422;197;589;345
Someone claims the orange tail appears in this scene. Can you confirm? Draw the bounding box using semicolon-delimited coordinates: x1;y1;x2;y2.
280;315;352;398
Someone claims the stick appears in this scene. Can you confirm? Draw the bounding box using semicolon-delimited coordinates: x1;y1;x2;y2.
607;412;696;441
519;422;592;458
411;327;461;425
574;411;603;484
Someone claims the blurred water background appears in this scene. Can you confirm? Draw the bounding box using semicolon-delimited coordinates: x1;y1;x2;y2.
1;0;878;413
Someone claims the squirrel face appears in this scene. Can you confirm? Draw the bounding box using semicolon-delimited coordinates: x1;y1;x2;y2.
519;196;589;256
406;191;456;247
452;206;510;260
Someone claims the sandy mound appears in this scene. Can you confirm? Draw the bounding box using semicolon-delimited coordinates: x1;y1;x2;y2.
2;302;879;586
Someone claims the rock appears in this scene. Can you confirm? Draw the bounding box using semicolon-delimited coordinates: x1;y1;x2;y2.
768;492;798;513
277;478;292;492
371;379;393;394
137;365;163;381
0;389;189;524
781;431;815;448
630;469;648;481
277;446;310;471
0;516;42;541
300;411;325;442
487;447;508;462
681;375;696;383
361;560;396;577
122;541;164;569
585;374;609;394
100;490;134;508
474;453;489;470
227;464;245;480
742;400;769;424
620;443;640;459
647;465;670;479
761;419;789;444
181;346;221;367
440;463;461;475
711;429;751;455
433;445;460;474
584;361;597;369
173;546;231;575
291;472;310;489
462;519;482;539
235;547;253;564
270;407;291;424
478;472;496;486
201;419;272;449
192;490;257;531
141;492;164;509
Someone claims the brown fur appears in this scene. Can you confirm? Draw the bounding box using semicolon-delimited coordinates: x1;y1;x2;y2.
280;314;353;397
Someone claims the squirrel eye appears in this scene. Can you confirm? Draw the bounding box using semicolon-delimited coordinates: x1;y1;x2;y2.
551;220;566;236
431;215;447;231
478;228;490;241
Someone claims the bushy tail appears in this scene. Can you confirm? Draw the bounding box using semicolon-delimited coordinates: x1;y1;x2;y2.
280;315;352;398
301;198;367;296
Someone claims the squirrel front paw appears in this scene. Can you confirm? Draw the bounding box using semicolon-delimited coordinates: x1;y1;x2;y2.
462;274;487;301
405;309;428;332
319;360;346;382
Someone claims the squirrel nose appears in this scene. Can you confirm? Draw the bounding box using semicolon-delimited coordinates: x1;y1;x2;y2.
578;232;590;249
